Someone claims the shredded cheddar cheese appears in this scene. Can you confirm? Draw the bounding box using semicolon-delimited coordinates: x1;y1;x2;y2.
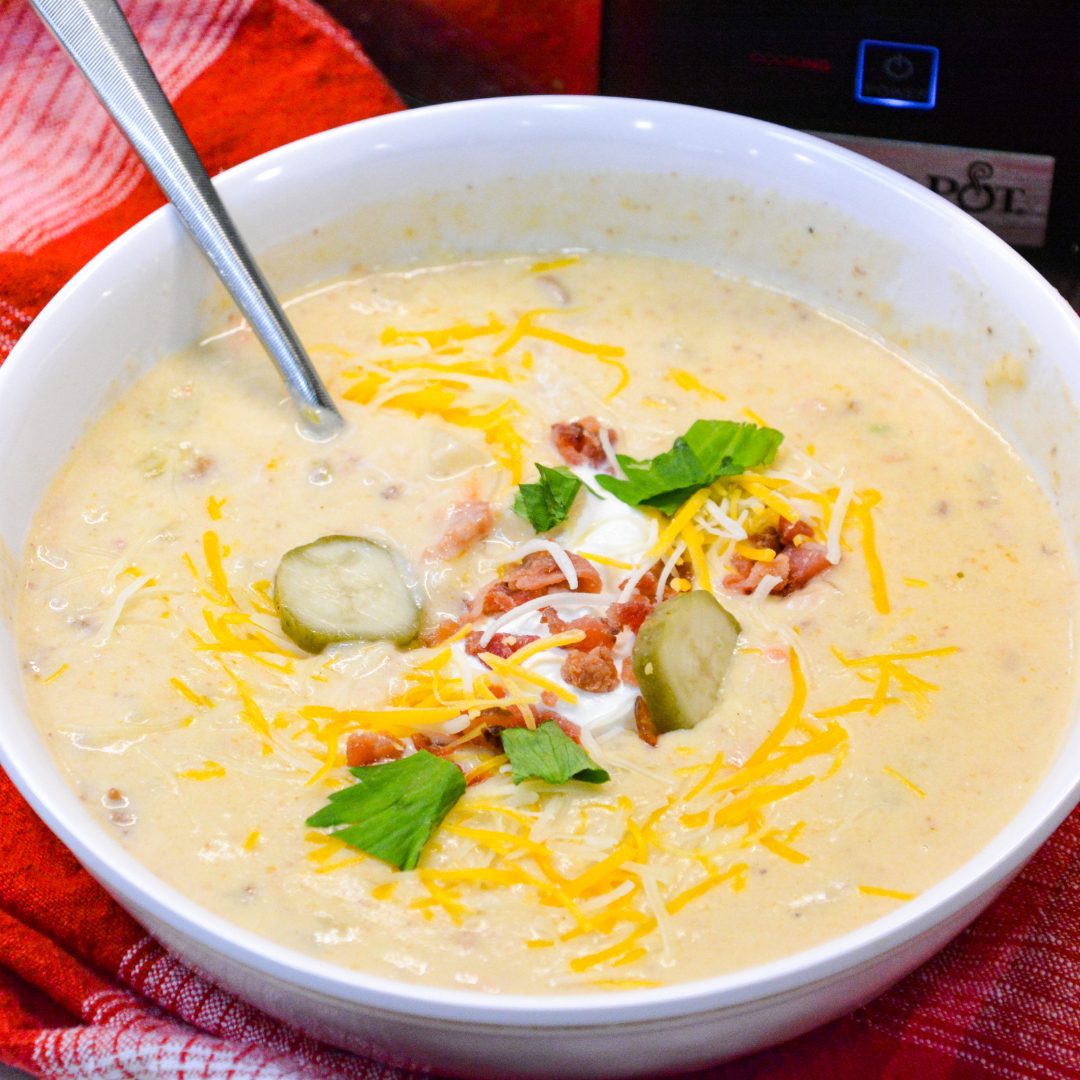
667;368;727;401
858;885;916;901
177;761;225;781
882;765;927;797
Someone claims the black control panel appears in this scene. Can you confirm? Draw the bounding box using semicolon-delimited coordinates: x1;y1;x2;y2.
855;40;938;109
601;0;1079;276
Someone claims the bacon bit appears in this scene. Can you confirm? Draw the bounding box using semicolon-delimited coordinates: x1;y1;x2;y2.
551;416;616;468
411;731;457;757
786;542;832;589
464;631;539;664
608;599;653;633
420;616;465;647
539;607;618;652
345;731;406;767
634;697;658;747
540;690;559;708
478;706;582;745
185;455;215;481
777;516;814;545
472;581;520;617
506;550;602;595
471;550;602;618
620;657;638;687
619;558;692;606
724;517;831;596
427;500;495;560
561;646;619;693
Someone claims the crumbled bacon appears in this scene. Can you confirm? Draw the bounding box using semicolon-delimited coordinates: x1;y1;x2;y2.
345;731;405;767
427;500;494;560
608;599;653;633
785;541;832;589
470;550;602;618
476;706;582;745
464;631;539;664
778;516;814;545
472;580;520;617
634;696;658;747
723;516;831;596
504;550;602;595
621;656;638;687
420;616;465;647
411;731;457;757
618;558;692;606
561;646;619;693
539;607;618;652
551;416;615;469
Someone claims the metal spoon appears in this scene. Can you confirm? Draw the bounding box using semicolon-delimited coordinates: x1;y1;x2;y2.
30;0;344;437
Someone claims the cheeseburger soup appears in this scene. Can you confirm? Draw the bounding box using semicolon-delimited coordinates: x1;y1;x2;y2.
15;254;1077;993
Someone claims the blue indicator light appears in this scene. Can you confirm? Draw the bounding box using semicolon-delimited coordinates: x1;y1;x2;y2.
856;40;939;110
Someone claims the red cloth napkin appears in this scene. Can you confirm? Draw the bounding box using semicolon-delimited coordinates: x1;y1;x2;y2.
1;3;1078;1077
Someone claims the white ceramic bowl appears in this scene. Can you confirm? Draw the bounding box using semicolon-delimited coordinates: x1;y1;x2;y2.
1;97;1079;1079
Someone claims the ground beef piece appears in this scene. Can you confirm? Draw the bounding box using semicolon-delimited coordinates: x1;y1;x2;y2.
561;646;619;693
551;416;615;468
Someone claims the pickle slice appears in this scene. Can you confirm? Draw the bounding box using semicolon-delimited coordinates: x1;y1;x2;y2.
631;591;740;733
274;535;421;653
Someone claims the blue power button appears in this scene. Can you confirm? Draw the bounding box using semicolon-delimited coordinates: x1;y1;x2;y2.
856;40;939;109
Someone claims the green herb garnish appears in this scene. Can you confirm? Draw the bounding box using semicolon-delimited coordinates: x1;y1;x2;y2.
513;463;584;532
305;751;465;871
595;419;783;515
501;722;611;785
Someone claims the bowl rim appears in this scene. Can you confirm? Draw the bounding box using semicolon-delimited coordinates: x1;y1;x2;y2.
2;93;1080;1026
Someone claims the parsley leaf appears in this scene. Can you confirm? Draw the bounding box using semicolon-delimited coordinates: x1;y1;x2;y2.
501;722;611;785
595;420;783;514
305;751;465;871
513;464;584;532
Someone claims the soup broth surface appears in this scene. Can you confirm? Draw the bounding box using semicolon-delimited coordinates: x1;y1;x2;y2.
16;254;1077;993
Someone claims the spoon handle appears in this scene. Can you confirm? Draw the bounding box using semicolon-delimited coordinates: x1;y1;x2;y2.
30;0;343;435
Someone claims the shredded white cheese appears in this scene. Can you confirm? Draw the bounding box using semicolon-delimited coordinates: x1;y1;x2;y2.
750;573;783;604
625;860;675;962
598;426;622;476
827;478;856;565
654;540;687;602
477;591;611;647
93;573;153;647
701;498;748;541
617;563;652;602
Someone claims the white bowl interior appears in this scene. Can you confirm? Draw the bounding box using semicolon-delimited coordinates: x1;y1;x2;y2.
1;98;1079;1070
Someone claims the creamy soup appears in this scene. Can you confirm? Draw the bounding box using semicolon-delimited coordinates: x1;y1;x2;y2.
15;254;1077;993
